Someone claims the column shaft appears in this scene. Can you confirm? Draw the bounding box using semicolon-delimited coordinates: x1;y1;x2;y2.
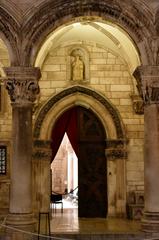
134;66;159;232
3;66;41;231
10;103;33;213
144;104;159;212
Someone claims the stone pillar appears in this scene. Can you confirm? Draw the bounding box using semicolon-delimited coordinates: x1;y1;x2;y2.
4;67;41;230
106;139;127;217
134;66;159;232
32;140;52;216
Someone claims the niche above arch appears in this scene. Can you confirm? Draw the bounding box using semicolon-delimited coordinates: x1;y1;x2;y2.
67;46;90;83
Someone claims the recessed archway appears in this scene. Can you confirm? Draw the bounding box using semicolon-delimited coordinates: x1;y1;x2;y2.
32;11;143;219
33;86;127;217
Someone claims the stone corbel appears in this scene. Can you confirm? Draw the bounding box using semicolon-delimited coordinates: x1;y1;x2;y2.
3;67;41;104
133;66;159;105
130;94;144;115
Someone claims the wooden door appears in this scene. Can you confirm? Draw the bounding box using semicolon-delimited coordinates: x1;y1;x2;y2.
77;107;107;218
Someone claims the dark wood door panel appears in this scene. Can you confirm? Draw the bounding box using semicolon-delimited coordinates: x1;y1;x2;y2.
78;106;107;218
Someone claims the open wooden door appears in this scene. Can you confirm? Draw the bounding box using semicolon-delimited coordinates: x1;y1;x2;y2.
77;106;107;218
51;106;107;217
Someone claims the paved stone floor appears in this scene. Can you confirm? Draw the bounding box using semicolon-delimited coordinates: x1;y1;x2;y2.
1;207;159;239
51;208;141;234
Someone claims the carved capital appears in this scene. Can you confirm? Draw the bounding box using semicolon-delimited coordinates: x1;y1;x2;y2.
134;66;159;105
4;67;41;104
106;139;128;160
106;148;127;160
33;140;52;162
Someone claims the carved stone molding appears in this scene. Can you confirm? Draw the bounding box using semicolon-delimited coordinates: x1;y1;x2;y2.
106;139;127;160
33;140;52;161
33;86;124;139
133;66;159;105
32;150;52;161
4;67;41;104
106;149;127;160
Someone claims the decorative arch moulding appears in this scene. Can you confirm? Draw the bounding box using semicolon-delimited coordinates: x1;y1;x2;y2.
33;86;125;140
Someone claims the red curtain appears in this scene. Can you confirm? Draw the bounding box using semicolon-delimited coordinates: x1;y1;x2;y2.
51;107;78;162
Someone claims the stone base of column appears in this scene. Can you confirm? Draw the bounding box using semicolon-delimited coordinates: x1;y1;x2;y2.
6;213;36;231
142;212;159;232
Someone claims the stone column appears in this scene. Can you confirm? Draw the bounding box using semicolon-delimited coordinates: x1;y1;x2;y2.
4;67;41;230
32;140;52;216
106;139;127;217
134;66;159;232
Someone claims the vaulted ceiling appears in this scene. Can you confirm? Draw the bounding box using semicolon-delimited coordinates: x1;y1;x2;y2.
1;0;159;17
0;0;158;66
35;20;140;73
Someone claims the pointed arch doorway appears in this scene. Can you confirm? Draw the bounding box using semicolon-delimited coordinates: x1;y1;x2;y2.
51;106;107;218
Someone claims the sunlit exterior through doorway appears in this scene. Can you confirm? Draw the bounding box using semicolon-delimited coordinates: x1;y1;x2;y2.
51;133;78;209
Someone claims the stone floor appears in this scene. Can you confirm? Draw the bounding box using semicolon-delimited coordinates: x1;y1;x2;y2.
51;208;141;234
0;202;158;240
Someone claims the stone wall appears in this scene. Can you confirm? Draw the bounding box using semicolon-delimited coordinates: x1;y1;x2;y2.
0;37;144;216
0;40;11;139
39;41;144;214
0;40;11;216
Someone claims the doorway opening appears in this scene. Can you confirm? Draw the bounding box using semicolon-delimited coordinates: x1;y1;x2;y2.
51;106;107;218
51;133;78;209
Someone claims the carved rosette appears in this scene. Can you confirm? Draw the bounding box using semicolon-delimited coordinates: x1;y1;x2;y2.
134;66;159;105
3;67;41;104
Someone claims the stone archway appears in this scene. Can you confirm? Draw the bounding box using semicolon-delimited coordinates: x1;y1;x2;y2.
33;86;127;217
51;105;108;218
0;6;20;65
21;0;154;66
33;86;124;139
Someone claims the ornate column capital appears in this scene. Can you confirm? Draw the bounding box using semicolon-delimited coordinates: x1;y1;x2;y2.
133;66;159;105
105;139;128;160
32;140;52;162
3;67;41;104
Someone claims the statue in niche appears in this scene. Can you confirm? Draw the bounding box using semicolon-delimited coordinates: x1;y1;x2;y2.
72;55;84;81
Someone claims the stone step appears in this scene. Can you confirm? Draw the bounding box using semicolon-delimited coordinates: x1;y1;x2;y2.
1;232;158;240
51;233;144;240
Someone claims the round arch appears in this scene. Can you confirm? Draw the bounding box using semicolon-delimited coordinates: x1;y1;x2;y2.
22;0;154;66
33;86;125;140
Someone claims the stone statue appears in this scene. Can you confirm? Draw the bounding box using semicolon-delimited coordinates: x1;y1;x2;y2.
72;55;84;81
